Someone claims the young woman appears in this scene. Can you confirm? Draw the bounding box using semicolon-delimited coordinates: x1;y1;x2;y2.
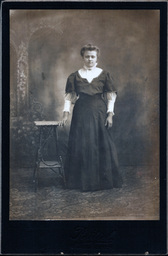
62;44;123;191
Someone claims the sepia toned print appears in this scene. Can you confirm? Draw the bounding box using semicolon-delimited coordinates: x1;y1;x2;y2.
10;9;160;220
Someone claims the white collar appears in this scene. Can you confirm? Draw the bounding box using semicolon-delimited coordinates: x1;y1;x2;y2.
78;65;103;83
83;63;97;71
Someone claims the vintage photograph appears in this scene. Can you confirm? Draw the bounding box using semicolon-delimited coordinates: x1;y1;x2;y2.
9;9;160;220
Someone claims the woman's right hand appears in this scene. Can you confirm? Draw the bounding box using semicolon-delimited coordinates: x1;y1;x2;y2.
60;111;69;126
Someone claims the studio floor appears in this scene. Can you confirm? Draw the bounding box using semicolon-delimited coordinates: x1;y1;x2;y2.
9;166;159;220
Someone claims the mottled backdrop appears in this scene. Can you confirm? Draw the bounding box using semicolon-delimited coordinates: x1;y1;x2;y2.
10;10;159;170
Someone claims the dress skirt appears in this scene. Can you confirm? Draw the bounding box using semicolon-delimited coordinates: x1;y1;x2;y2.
64;93;123;191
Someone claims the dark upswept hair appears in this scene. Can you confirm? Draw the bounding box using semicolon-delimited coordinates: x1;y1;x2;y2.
80;44;100;57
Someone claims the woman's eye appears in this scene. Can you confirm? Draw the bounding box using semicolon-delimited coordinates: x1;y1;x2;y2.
85;55;96;58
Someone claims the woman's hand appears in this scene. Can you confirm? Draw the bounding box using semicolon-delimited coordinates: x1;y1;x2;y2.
60;111;69;126
105;112;113;129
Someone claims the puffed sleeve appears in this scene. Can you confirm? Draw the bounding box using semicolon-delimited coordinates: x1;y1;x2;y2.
63;73;77;113
104;72;116;93
104;72;117;114
65;73;76;93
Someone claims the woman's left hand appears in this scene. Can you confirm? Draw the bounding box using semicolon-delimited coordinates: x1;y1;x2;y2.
105;113;113;129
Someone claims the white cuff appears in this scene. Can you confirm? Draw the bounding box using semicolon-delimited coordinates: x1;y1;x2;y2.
63;100;71;113
107;100;115;114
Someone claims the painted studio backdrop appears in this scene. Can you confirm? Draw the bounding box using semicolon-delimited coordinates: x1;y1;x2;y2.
10;10;160;220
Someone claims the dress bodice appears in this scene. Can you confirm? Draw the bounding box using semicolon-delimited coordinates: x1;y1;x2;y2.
65;70;116;96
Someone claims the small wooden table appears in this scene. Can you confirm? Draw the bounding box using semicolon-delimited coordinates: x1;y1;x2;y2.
33;121;65;191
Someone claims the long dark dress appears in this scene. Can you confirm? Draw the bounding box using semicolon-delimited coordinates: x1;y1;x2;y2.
64;70;123;191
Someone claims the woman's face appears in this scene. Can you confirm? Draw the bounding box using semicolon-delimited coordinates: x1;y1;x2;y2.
83;50;97;68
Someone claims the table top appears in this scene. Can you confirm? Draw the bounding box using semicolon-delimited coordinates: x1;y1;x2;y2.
34;121;60;126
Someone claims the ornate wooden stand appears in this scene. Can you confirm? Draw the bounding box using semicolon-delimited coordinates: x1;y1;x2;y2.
33;121;65;191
